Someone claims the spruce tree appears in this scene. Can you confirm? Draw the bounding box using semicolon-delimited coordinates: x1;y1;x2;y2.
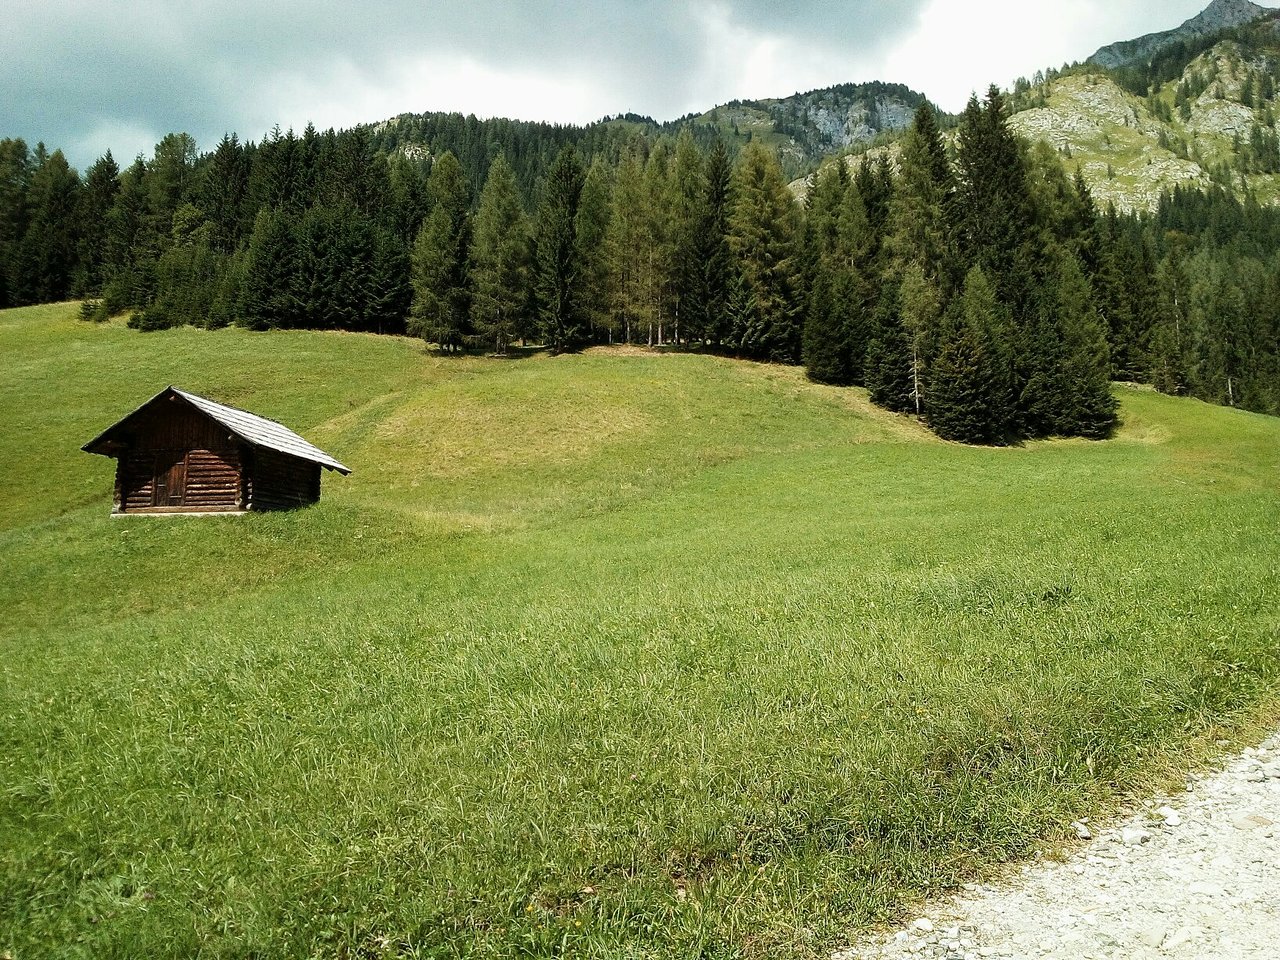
694;139;734;347
534;145;586;353
927;266;1013;442
887;103;954;289
604;144;647;344
409;152;471;351
865;281;917;413
728;143;802;362
239;207;301;330
576;157;614;342
1054;253;1118;438
471;154;530;354
74;151;120;297
668;130;707;345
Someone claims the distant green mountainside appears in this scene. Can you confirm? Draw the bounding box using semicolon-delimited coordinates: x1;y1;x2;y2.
369;81;932;190
793;4;1280;213
1009;8;1280;211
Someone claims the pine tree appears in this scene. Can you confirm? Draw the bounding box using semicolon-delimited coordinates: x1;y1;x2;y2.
470;155;530;354
239;207;301;330
575;157;614;342
409;152;471;351
1054;253;1118;438
728;143;801;362
865;281;917;413
534;145;586;352
73;151;120;298
693;139;733;347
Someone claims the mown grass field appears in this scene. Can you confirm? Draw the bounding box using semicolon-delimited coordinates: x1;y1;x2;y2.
2;302;1279;959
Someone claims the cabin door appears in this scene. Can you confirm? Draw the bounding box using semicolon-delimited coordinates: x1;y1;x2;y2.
152;451;187;507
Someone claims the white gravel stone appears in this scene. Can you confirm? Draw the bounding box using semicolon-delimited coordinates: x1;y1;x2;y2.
832;729;1280;960
1121;826;1152;846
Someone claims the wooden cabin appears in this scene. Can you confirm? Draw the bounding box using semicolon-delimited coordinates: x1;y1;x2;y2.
82;386;351;515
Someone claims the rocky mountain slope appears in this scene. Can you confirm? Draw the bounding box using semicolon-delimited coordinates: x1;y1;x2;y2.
1089;0;1273;69
1011;20;1280;210
685;81;926;171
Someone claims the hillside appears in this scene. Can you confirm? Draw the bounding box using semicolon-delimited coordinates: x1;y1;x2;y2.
1089;0;1274;69
4;304;1280;958
1011;30;1280;210
373;81;931;183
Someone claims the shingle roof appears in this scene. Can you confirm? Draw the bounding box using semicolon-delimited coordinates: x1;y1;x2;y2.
83;386;351;474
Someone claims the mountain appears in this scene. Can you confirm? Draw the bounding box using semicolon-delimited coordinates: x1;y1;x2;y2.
681;82;927;170
1089;0;1273;69
1009;8;1280;211
372;81;932;188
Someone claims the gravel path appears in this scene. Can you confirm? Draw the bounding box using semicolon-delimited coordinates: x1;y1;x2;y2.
834;732;1280;960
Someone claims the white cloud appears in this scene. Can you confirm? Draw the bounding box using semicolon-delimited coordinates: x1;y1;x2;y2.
875;0;1214;112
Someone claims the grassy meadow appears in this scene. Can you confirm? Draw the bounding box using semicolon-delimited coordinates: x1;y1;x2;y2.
2;302;1279;958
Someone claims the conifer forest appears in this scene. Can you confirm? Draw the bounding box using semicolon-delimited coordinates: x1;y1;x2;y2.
2;88;1278;442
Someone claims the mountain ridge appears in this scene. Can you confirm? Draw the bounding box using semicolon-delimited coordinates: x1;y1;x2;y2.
1089;0;1274;69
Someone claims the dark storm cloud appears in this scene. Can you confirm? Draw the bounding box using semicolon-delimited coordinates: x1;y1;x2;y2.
1;0;932;168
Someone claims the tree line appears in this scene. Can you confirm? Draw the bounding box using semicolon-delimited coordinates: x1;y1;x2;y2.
1;87;1276;440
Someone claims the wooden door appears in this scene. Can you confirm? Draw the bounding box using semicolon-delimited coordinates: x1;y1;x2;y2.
152;451;187;507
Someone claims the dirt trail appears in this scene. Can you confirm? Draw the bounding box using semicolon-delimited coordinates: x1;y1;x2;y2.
834;732;1280;960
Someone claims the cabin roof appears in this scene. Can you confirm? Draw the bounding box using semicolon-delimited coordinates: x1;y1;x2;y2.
82;386;352;475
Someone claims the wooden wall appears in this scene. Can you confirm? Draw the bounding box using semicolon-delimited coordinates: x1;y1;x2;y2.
114;401;242;513
246;449;322;511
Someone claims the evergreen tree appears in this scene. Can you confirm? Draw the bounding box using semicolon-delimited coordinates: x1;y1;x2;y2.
238;207;301;330
197;134;249;253
865;282;917;413
925;266;1012;443
604;144;647;344
728;143;801;361
575;157;614;342
954;88;1040;323
695;139;734;347
1054;253;1118;438
534;145;586;352
409;152;471;351
99;158;155;316
668;130;707;345
74;151;120;297
887;103;954;289
0;138;32;307
470;155;530;353
15;148;81;304
364;228;411;335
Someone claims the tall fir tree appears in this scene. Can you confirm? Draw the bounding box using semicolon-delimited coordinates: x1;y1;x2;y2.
73;151;120;298
728;143;802;362
470;155;531;353
575;157;614;342
409;151;472;351
534;145;586;352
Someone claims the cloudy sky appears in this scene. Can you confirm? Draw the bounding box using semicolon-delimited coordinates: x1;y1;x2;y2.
5;0;1213;170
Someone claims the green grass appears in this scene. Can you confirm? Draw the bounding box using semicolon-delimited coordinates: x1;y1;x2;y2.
2;304;1279;958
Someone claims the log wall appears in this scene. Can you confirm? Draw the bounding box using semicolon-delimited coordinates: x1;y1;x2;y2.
247;448;321;511
114;400;243;513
